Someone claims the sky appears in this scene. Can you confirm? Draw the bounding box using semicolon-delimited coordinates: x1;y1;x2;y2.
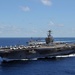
0;0;75;37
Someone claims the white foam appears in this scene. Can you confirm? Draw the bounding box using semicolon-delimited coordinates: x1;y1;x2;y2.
30;58;38;60
56;54;75;58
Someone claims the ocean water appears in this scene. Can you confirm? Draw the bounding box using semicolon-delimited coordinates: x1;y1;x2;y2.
0;38;75;75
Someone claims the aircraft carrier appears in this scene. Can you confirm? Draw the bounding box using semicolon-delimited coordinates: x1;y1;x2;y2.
0;30;75;62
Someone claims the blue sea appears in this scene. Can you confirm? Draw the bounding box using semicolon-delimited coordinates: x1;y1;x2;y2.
0;37;75;75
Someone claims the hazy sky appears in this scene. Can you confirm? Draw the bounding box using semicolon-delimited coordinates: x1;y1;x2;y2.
0;0;75;37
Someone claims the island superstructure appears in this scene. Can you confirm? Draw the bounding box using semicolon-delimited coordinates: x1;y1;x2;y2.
0;30;75;62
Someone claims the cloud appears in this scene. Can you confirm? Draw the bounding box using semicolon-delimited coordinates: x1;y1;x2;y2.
0;24;22;34
49;21;54;26
71;28;75;33
49;21;64;27
58;24;64;27
41;0;52;6
20;6;30;12
31;30;38;33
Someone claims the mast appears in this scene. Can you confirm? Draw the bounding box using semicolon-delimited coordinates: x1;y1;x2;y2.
48;30;51;38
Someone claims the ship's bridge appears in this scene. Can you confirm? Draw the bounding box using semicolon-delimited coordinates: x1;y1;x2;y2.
45;30;54;44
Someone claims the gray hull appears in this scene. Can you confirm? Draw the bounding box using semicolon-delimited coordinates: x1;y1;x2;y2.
0;48;75;62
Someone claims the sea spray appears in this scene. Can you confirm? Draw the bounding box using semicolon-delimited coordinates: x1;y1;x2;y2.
56;54;75;58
